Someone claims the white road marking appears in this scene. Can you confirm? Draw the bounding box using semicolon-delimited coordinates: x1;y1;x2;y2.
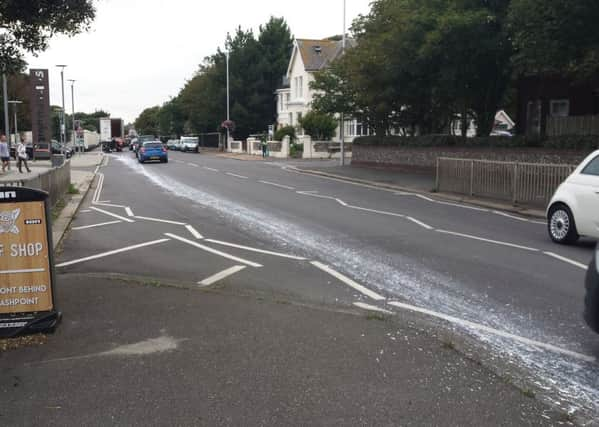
436;229;539;252
125;207;134;217
353;302;394;315
0;268;45;275
204;239;307;260
185;225;204;239
188;163;199;167
80;210;92;213
165;233;263;267
226;172;249;179
92;173;104;203
95;202;128;209
492;210;545;224
259;180;295;190
72;220;122;231
310;261;385;301
174;160;185;164
407;217;434;230
198;265;247;287
203;167;219;172
543;252;588;270
134;216;187;226
56;239;171;268
90;207;135;223
388;301;595;363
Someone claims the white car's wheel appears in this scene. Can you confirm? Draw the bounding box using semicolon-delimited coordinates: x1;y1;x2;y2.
548;204;579;244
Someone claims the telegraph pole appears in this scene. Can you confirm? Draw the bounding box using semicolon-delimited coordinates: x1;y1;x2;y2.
340;0;347;166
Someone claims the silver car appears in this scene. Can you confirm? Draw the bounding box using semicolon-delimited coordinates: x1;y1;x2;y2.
180;136;199;153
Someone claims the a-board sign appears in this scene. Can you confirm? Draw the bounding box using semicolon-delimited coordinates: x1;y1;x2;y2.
0;187;60;337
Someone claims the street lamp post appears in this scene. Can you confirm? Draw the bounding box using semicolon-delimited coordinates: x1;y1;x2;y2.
68;79;76;153
8;100;23;145
340;0;347;166
225;47;230;152
2;75;8;142
56;65;67;150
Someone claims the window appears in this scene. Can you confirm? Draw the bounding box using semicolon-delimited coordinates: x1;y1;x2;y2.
289;112;293;126
285;93;290;110
582;155;599;176
297;112;303;135
550;99;570;117
298;76;303;98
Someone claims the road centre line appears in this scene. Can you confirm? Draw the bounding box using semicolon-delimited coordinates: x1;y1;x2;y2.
310;261;385;301
90;206;135;223
134;216;187;226
259;180;295;190
0;268;45;275
198;265;246;287
435;229;539;252
185;225;204;239
387;301;595;363
543;252;588;270
72;220;122;231
56;239;171;268
204;167;219;172
188;163;199;167
165;233;263;268
226;172;249;179
353;302;394;315
407;216;434;230
204;239;307;260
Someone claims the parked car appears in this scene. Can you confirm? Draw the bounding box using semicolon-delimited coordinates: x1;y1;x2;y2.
132;135;155;154
51;141;73;158
180;136;199;153
138;141;168;163
547;150;599;244
584;244;599;333
129;138;138;151
166;139;180;150
33;142;52;160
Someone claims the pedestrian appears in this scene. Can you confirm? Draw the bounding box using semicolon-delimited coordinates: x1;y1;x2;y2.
0;134;9;174
261;135;268;158
17;135;31;173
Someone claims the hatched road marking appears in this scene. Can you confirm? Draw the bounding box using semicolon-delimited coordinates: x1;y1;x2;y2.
198;265;246;287
204;239;306;260
311;261;385;301
90;206;135;223
72;220;122;231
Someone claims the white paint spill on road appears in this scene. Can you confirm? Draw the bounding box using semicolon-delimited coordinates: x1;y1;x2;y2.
199;265;246;286
72;220;122;231
205;239;306;260
165;233;263;268
388;301;596;363
185;225;204;239
544;252;588;270
56;239;171;268
90;206;135;223
311;261;386;301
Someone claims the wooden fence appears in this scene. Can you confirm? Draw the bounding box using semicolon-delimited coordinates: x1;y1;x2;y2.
547;115;599;136
436;157;575;207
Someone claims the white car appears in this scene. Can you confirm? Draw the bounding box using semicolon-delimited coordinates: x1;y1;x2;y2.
547;149;599;244
180;136;199;152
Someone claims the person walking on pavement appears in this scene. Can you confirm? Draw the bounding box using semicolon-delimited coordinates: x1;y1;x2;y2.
261;135;268;158
17;136;31;173
0;135;9;174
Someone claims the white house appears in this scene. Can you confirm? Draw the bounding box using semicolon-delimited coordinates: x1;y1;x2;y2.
276;38;368;142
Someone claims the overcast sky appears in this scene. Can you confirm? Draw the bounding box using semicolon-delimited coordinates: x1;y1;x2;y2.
25;0;372;123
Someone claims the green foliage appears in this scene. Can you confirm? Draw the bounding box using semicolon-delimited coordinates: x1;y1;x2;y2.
298;111;337;141
274;125;296;142
134;106;160;136
508;0;599;78
289;143;304;158
0;1;95;73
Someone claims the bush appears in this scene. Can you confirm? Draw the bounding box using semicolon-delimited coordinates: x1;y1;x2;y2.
353;135;599;150
274;126;296;142
299;111;337;141
290;143;304;158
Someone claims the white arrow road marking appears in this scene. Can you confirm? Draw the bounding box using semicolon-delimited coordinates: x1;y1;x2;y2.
165;233;263;268
310;261;385;301
90;207;135;223
185;225;204;239
543;252;588;270
134;216;187;226
204;239;306;260
56;239;171;268
199;265;247;287
72;220;122;231
388;301;595;363
353;302;394;315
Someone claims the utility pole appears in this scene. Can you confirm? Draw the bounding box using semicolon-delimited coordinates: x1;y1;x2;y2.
8;100;22;144
225;45;230;152
2;74;9;142
68;79;76;153
56;65;67;150
340;0;347;166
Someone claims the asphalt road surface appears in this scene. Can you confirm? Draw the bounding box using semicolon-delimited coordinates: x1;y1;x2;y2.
55;150;599;419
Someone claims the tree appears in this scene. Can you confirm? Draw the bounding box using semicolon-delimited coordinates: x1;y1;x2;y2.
134;106;161;136
508;0;599;78
0;0;95;73
299;111;338;141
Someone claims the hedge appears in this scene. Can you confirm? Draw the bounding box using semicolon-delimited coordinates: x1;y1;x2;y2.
353;135;599;151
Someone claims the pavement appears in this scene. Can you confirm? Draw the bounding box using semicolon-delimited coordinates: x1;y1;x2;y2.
1;149;597;424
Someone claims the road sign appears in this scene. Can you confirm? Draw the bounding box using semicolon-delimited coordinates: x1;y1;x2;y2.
0;187;60;337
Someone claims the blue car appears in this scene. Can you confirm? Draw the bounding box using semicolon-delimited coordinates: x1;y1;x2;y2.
138;141;168;163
